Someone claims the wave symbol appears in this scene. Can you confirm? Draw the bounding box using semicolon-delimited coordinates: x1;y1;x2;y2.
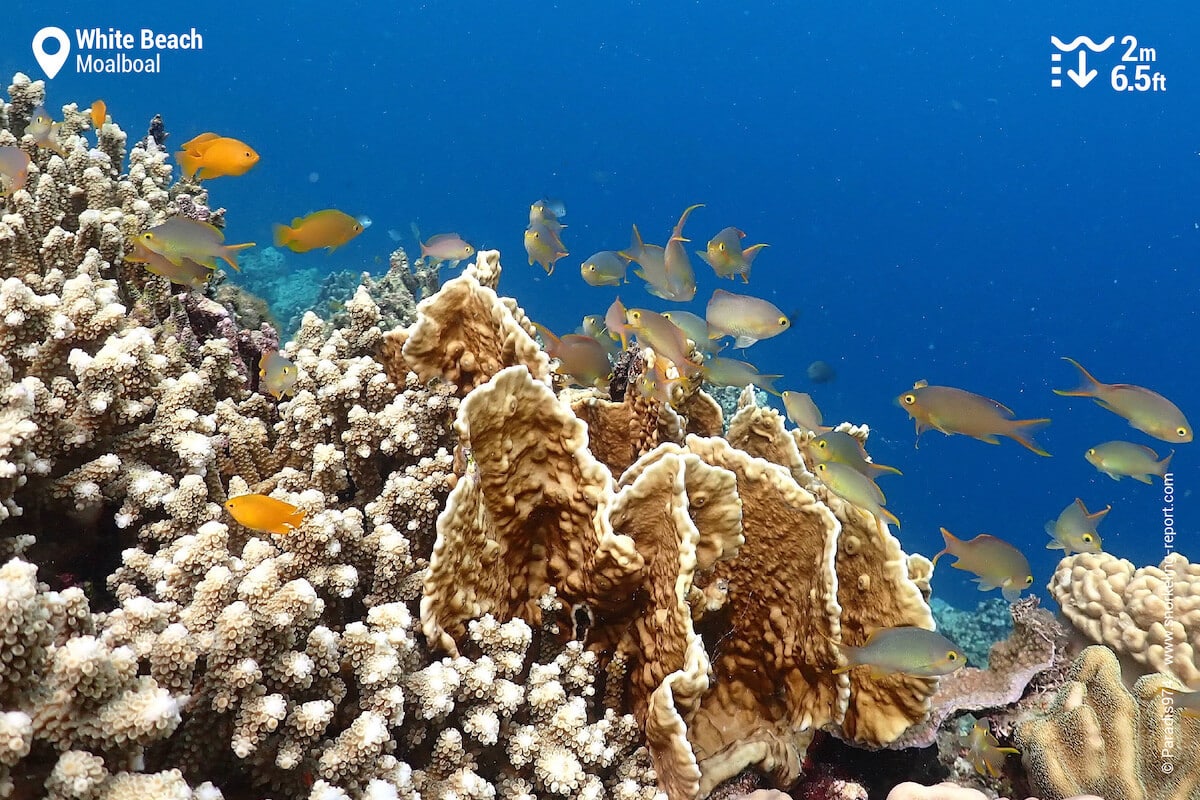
1050;35;1115;52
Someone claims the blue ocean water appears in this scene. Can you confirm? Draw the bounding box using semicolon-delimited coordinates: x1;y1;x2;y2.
3;2;1195;609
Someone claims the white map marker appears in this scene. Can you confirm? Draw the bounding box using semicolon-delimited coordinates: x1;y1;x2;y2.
32;27;70;79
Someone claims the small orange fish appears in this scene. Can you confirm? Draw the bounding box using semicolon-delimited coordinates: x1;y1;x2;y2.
137;217;254;271
225;493;305;536
126;240;213;289
259;352;298;400
933;528;1033;602
176;132;260;180
962;721;1019;778
274;210;364;253
1055;357;1192;444
90;100;107;129
27;106;66;156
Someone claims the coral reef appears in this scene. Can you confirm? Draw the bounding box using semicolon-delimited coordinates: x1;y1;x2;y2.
1016;645;1199;800
1050;551;1198;684
930;598;1013;669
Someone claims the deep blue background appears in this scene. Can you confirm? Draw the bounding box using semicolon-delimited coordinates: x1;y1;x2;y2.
4;1;1196;608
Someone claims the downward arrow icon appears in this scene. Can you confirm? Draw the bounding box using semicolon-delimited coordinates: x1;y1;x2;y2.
1068;50;1097;87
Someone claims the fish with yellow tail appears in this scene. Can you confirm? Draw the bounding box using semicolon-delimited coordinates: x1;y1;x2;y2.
137;217;254;271
1055;357;1192;443
807;430;902;479
813;461;900;529
1044;498;1107;555
126;240;214;289
660;310;723;356
224;493;305;536
897;380;1051;456
697;226;768;282
1085;440;1173;484
274;210;364;253
933;528;1033;602
259;352;298;400
176;132;259;180
831;626;965;678
961;720;1019;778
604;297;633;351
625;308;703;380
702;357;782;396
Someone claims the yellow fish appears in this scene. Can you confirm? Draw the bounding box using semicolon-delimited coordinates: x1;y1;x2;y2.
808;430;902;479
530;199;565;233
1044;498;1107;555
661;310;723;355
126;240;213;290
814;461;899;529
274;210;364;253
176;132;260;180
782;391;829;433
90;100;107;129
934;528;1033;602
898;380;1051;456
1055;357;1192;443
706;288;791;348
224;493;305;536
580;251;629;287
0;146;31;197
525;221;568;275
259;352;298;400
832;626;965;678
138;217;254;271
696;226;768;282
638;353;688;407
26;106;66;156
961;721;1019;778
604;297;632;351
1085;441;1173;484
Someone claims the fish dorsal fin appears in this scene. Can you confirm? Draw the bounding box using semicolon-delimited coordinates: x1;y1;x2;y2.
913;379;929;389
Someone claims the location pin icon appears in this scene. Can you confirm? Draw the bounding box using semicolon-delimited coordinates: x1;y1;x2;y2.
32;27;70;79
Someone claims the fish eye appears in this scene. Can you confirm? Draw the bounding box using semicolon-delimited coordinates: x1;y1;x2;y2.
946;651;958;661
717;242;726;252
902;394;916;405
817;441;827;449
1178;427;1189;438
1082;533;1094;543
1024;575;1034;585
1087;448;1096;455
587;265;595;271
777;316;789;326
816;463;827;472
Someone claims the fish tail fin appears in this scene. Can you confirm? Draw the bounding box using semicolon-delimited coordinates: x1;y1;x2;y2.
1008;418;1052;457
176;149;199;180
758;374;785;397
931;528;956;566
742;243;768;266
618;224;645;261
272;224;293;249
1158;450;1175;476
870;463;903;477
220;242;255;272
879;507;900;529
1053;357;1104;397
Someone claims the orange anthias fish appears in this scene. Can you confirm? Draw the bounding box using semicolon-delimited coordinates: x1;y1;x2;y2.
90;100;107;129
420;233;475;264
782;391;830;434
1044;498;1107;555
0;146;31;197
225;493;305;535
933;528;1033;602
259;352;298;400
176;132;260;180
604;297;632;351
274;210;364;253
706;288;791;349
524;221;568;275
625;308;703;380
1055;357;1192;444
26;106;66;156
660;203;702;302
961;720;1019;778
532;323;612;389
137;217;254;271
897;380;1051;456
